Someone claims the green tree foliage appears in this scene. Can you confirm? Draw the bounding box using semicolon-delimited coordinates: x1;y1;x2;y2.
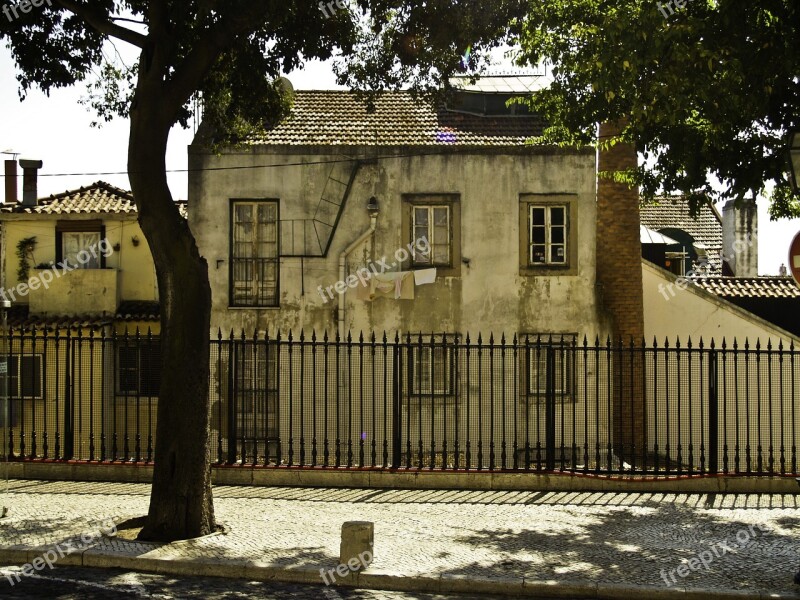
513;0;800;217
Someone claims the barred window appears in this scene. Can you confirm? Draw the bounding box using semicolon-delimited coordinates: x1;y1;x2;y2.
6;355;43;398
410;335;456;396
118;341;161;397
522;335;575;398
231;201;279;307
233;343;279;440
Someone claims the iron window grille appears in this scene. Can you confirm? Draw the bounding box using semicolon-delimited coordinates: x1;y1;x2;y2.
410;334;457;396
231;201;279;307
523;335;576;401
6;355;43;399
117;340;161;397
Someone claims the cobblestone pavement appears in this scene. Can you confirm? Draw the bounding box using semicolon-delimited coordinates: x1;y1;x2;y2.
1;480;800;597
0;566;507;599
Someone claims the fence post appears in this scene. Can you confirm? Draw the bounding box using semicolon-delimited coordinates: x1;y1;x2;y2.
546;345;556;471
708;347;719;474
391;336;401;469
227;337;237;464
64;332;74;460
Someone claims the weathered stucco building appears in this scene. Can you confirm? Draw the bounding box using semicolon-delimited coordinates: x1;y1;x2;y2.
189;78;608;341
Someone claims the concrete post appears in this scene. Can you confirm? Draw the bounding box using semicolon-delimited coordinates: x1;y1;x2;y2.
340;521;374;571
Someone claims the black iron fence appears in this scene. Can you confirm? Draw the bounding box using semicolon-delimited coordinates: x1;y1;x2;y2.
2;328;798;477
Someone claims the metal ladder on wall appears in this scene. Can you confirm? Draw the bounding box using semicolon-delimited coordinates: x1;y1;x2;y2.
280;158;362;258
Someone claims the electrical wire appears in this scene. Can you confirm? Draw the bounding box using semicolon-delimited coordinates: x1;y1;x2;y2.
0;144;595;181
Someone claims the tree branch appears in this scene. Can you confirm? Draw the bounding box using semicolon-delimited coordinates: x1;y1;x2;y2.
160;5;273;121
53;0;148;48
109;17;147;26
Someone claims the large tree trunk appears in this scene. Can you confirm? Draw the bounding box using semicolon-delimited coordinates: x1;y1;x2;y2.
597;120;646;470
128;86;215;542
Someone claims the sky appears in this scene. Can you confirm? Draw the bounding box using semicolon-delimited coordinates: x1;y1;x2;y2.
1;46;798;276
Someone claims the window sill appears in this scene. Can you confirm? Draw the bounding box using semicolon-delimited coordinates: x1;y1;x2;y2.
228;305;281;311
519;264;577;277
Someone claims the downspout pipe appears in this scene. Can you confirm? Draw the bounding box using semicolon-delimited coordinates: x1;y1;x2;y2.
338;216;376;341
338;197;379;340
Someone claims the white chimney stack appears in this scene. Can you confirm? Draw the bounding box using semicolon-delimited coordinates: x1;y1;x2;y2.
721;199;758;277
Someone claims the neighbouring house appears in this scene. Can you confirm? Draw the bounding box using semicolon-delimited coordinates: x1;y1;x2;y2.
0;160;179;461
640;195;800;342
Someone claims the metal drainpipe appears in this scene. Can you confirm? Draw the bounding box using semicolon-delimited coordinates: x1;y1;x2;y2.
338;213;377;341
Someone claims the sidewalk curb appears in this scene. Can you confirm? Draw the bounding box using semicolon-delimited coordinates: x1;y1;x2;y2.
1;546;797;599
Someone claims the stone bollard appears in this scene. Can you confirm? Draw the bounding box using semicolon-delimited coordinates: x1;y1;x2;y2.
339;521;374;572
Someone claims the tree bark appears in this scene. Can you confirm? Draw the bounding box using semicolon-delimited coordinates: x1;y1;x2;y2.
128;84;215;542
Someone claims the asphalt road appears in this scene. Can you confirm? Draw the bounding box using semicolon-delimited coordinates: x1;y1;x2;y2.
0;566;514;599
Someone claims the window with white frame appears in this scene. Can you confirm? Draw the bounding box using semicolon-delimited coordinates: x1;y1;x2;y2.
528;205;568;266
231;201;279;307
412;205;451;266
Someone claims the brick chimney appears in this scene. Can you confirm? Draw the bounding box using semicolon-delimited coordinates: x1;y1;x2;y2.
596;121;644;342
597;119;645;465
19;159;43;206
721;199;758;277
4;160;17;204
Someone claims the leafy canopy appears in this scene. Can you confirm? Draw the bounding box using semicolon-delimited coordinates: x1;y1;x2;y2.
513;0;800;218
1;1;526;144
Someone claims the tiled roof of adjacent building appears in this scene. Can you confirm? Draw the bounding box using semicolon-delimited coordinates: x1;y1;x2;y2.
640;197;723;274
246;90;546;147
1;181;187;218
5;301;160;330
690;277;800;299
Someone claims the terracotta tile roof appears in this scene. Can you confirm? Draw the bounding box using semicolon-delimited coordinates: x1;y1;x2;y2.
1;181;188;219
690;277;800;299
116;300;160;321
640;197;723;274
5;301;160;330
247;91;546;147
